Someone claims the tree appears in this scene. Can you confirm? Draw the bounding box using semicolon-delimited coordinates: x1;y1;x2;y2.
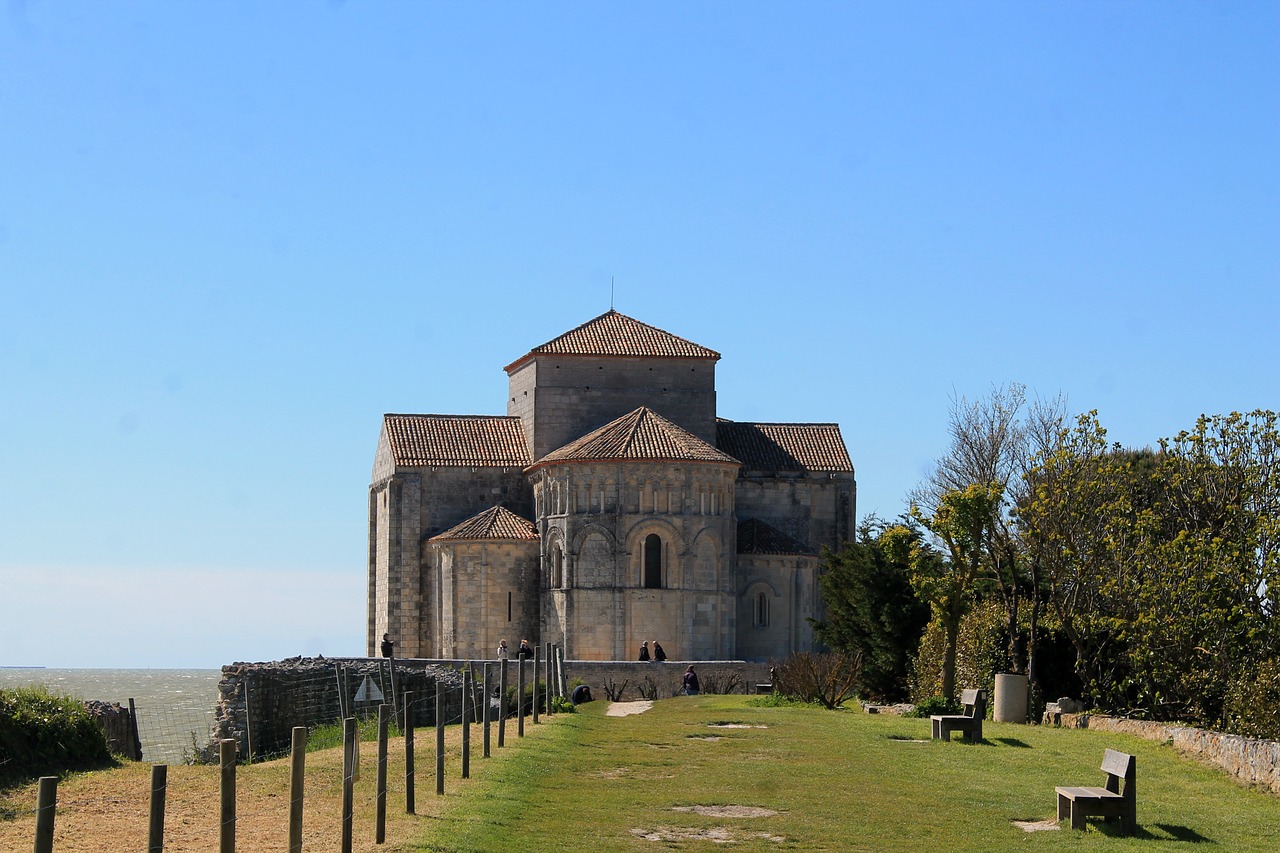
888;483;1003;701
814;520;930;702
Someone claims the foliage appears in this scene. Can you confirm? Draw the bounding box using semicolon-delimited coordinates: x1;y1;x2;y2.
697;672;742;695
909;599;1005;704
904;695;960;718
0;686;114;785
745;692;822;709
772;651;862;709
814;520;929;701
549;696;576;714
1224;658;1280;741
305;714;401;753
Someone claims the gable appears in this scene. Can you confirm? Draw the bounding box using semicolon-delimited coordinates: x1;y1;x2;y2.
532;406;740;468
504;309;719;373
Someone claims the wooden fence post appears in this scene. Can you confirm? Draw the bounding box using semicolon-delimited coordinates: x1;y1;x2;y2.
288;727;306;853
498;659;508;748
544;642;554;713
243;679;253;764
219;738;236;853
469;661;482;723
556;645;568;699
389;658;400;729
334;664;346;719
342;717;355;853
461;670;471;779
533;645;541;724
147;764;167;853
376;704;389;844
435;681;445;796
33;776;56;853
482;663;492;758
404;691;415;815
517;656;526;737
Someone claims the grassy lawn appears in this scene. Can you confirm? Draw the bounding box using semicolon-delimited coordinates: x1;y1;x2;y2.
410;696;1280;852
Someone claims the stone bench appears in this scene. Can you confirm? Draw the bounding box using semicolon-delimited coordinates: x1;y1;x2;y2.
1056;748;1136;834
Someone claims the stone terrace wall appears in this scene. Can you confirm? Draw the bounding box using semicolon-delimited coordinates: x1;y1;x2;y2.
212;657;464;759
1057;713;1280;796
566;660;773;700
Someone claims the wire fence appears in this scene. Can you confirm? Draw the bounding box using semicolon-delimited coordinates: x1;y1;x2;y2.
3;654;571;853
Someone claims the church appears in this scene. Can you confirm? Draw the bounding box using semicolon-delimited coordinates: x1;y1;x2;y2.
367;310;856;662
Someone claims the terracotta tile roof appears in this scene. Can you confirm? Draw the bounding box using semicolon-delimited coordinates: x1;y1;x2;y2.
716;420;852;473
428;506;538;543
383;414;531;467
532;407;740;468
505;310;719;372
737;518;815;555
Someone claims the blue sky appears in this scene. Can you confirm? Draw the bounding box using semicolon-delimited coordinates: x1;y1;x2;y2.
2;1;1276;668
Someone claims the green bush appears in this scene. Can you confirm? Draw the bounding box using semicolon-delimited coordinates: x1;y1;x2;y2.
1224;658;1280;741
0;686;114;784
905;695;961;718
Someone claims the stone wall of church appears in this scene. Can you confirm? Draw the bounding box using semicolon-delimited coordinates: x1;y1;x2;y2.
428;539;540;660
733;473;856;553
508;356;717;459
531;459;739;660
734;554;821;661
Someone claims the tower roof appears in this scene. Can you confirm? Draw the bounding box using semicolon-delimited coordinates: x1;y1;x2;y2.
716;420;853;473
504;309;720;373
736;518;816;556
530;406;740;469
428;505;538;543
382;414;532;467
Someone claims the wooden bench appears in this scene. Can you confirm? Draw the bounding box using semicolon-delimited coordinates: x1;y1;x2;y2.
930;689;986;742
1056;749;1136;834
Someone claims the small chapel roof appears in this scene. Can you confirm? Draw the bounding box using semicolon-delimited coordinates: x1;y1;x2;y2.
737;518;817;556
504;309;720;373
716;420;853;473
382;414;532;467
428;505;539;543
530;406;740;470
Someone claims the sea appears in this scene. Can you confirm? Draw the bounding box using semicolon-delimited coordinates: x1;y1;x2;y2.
0;667;223;763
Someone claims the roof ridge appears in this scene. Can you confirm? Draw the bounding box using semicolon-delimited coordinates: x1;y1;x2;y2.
504;310;719;372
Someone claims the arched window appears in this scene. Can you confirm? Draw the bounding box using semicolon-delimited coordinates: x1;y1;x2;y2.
643;534;662;589
551;544;564;588
754;592;770;627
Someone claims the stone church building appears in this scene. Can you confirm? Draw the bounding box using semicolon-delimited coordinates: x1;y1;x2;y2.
367;310;856;662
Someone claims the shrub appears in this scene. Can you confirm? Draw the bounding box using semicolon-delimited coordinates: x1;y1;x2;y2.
773;652;862;709
1224;658;1280;741
905;695;960;718
0;686;114;784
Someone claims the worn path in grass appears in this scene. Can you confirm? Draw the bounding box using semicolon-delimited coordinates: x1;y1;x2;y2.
409;696;1280;853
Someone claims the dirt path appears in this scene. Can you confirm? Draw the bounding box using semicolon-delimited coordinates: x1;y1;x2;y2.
605;700;653;716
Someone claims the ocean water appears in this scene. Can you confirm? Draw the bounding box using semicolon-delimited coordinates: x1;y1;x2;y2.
0;667;222;763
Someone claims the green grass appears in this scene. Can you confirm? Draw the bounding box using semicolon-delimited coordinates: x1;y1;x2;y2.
409;696;1280;852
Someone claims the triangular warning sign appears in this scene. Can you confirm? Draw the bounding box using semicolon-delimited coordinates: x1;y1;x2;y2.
354;674;384;703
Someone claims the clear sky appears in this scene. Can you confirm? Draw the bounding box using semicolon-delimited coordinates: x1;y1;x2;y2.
2;1;1276;668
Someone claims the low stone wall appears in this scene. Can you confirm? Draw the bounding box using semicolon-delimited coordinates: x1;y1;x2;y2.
1057;713;1280;796
212;657;464;760
210;656;771;760
84;700;141;760
564;660;773;700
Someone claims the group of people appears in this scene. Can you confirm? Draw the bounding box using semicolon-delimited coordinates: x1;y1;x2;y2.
637;640;668;662
495;639;535;660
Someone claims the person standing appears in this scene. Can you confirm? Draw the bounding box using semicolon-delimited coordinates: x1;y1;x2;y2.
380;633;394;658
517;639;533;659
638;641;650;662
652;641;667;662
682;665;700;696
497;639;509;659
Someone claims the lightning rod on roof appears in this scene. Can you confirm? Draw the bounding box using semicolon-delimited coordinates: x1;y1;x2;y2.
611;276;615;310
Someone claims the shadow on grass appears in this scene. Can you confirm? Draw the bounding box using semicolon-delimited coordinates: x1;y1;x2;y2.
991;737;1032;748
1149;824;1212;843
1093;822;1210;843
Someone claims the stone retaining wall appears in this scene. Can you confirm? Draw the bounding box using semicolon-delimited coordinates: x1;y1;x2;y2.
84;700;141;760
1056;713;1280;795
211;656;772;760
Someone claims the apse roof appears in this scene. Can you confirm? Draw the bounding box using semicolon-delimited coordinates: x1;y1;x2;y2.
736;518;816;555
428;505;539;543
504;309;720;372
532;406;740;469
382;414;532;467
716;420;853;473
